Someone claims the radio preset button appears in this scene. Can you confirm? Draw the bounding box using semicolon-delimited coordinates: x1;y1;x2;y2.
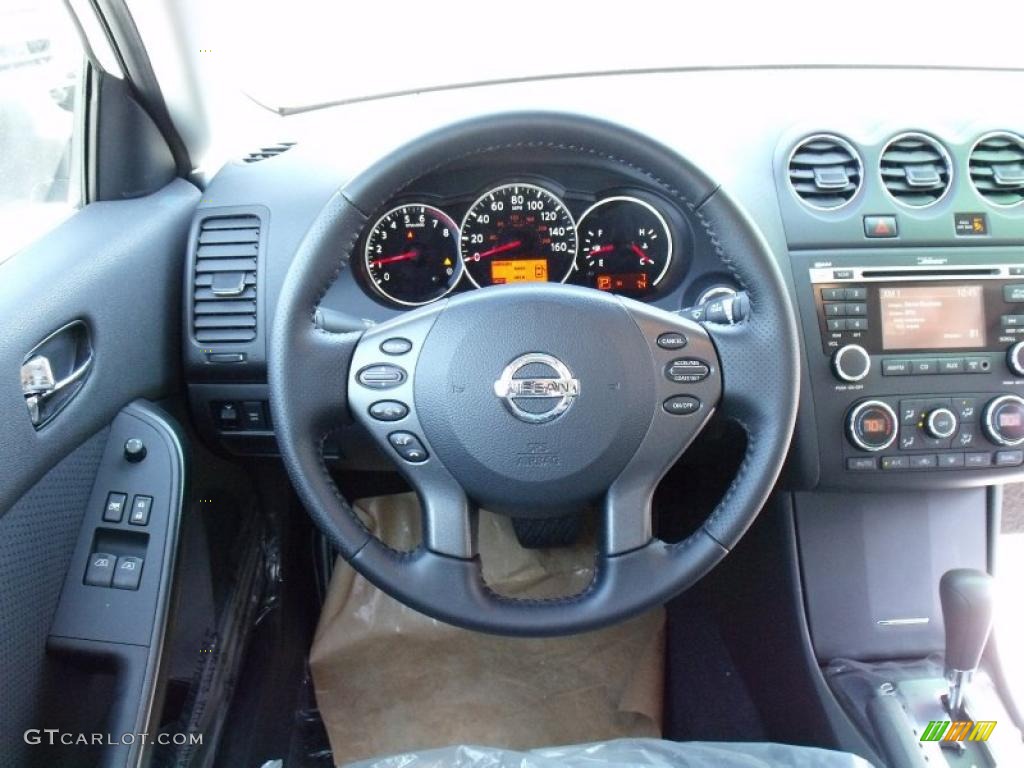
847;318;868;331
824;302;845;317
845;287;867;300
827;319;847;332
845;302;867;316
821;288;845;301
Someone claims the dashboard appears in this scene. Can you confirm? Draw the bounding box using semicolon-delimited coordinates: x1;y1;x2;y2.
179;66;1024;492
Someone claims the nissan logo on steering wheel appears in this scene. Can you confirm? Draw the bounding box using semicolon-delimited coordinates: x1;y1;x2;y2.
493;353;580;424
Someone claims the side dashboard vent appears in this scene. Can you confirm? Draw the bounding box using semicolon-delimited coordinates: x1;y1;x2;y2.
969;132;1024;207
787;134;862;210
192;216;259;343
243;141;296;163
880;133;952;207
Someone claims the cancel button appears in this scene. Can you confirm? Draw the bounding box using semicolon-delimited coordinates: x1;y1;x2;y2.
664;395;701;415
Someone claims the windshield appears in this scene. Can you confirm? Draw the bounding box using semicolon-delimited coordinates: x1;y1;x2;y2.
192;0;1021;112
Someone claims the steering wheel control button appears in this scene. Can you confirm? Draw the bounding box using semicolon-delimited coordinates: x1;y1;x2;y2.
983;394;1024;446
112;556;144;590
664;358;710;384
124;438;147;463
925;407;958;440
84;553;117;587
847;400;898;452
663;395;701;415
380;337;413;356
832;344;871;382
656;332;688;350
493;353;580;424
388;432;429;463
369;401;409;422
357;364;407;390
103;492;128;523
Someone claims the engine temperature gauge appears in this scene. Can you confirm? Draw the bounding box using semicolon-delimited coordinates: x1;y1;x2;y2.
577;196;672;296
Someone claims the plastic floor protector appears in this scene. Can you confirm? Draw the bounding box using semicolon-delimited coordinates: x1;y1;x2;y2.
345;738;876;768
310;494;664;766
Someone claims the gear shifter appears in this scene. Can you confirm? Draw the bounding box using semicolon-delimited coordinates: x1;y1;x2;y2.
940;568;995;716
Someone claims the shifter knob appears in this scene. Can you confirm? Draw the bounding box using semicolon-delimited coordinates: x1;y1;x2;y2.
940;568;995;713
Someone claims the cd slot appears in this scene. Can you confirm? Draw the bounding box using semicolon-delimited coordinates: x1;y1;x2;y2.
861;268;1001;279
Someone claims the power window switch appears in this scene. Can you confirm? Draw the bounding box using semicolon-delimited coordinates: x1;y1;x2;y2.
129;495;152;526
84;553;117;587
103;492;127;522
112;556;144;590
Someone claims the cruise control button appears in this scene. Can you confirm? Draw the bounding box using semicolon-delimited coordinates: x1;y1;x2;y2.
656;332;688;350
388;432;429;463
663;395;701;415
996;450;1024;467
665;359;710;384
369;401;409;422
380;337;413;355
357;364;407;389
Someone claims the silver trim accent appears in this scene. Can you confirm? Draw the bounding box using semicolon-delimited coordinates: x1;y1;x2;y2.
926;407;958;440
878;131;954;209
696;285;737;305
877;617;930;626
947;668;972;715
576;195;674;288
1007;341;1024;377
363;203;464;307
833;344;871;383
983;394;1024;447
808;263;1024;283
786;133;864;212
968;130;1024;209
458;182;578;288
493;352;580;424
847;399;898;452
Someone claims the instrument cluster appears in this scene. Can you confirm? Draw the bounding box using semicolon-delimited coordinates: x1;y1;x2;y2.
360;180;689;307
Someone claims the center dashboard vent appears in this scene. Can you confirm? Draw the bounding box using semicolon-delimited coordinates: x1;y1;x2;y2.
969;132;1024;207
879;132;952;207
787;134;862;210
243;141;296;163
192;215;259;343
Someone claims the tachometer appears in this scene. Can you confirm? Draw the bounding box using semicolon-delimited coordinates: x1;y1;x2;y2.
364;204;462;306
577;196;672;296
459;183;577;287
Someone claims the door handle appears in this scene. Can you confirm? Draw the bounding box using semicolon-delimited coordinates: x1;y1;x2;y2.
21;321;93;427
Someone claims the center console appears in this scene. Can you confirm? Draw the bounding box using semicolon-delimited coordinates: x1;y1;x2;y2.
793;248;1024;488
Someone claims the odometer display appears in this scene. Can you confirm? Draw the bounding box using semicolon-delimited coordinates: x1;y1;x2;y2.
460;183;577;287
364;204;462;306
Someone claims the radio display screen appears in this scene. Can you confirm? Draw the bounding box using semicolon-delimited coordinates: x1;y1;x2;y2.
879;284;986;350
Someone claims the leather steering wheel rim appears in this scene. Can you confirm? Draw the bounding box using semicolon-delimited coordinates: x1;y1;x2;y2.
268;112;799;636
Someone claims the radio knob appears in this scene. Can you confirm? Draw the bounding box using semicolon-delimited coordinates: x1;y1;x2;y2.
832;344;871;383
1008;342;1024;377
847;400;898;452
983;394;1024;447
924;407;958;439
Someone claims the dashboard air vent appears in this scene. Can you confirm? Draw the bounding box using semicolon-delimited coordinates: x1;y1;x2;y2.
879;133;952;207
787;134;862;210
969;132;1024;207
243;141;296;163
192;216;259;343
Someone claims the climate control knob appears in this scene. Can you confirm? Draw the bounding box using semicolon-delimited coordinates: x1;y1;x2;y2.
832;344;871;383
1008;342;1024;377
847;400;898;452
924;407;958;440
983;394;1024;446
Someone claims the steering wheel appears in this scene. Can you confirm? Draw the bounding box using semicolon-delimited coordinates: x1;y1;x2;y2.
268;113;799;636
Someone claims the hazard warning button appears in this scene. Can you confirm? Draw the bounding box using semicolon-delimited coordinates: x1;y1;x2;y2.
863;215;898;238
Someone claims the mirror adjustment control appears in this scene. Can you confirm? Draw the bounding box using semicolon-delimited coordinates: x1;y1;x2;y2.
124;438;146;463
847;400;898;452
832;344;871;382
983;394;1024;447
1008;342;1024;377
924;407;958;439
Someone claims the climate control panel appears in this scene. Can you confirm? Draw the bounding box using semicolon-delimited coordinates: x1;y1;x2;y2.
844;393;1024;471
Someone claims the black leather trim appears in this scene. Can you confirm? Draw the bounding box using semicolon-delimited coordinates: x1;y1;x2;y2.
269;112;799;635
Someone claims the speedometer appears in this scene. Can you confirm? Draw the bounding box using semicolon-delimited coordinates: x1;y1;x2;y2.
459;183;577;287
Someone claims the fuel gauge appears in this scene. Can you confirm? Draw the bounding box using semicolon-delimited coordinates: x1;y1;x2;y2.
577;196;672;296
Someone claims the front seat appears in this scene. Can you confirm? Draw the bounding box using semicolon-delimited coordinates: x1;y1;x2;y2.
346;738;873;768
